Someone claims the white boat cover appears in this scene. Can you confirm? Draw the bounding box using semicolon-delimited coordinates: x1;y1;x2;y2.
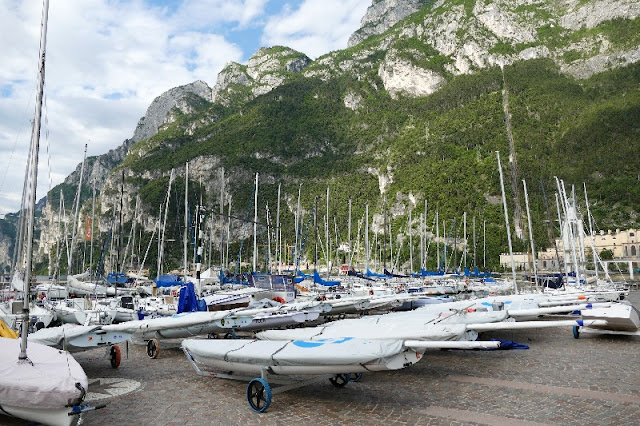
183;337;414;370
102;311;230;333
67;273;108;295
257;319;468;341
0;337;88;409
28;324;101;347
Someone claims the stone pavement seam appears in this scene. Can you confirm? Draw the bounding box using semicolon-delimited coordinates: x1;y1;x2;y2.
420;406;552;426
448;375;640;404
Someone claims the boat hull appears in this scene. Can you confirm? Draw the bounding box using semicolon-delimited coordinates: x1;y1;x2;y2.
0;404;80;426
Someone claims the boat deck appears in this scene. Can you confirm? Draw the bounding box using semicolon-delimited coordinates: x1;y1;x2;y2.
2;291;639;425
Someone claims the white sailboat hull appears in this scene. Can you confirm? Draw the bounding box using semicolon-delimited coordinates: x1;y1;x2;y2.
182;338;423;376
0;404;80;426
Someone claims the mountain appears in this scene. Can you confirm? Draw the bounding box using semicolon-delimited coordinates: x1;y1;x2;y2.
3;0;640;277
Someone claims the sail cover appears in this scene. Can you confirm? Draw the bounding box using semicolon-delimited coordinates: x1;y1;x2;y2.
183;337;408;368
0;337;88;409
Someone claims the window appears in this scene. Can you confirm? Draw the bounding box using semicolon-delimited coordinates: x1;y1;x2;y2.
632;246;637;256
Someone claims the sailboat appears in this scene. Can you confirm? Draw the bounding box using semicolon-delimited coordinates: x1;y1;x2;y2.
0;1;90;425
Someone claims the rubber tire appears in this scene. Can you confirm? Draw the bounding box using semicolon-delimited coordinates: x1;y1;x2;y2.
247;378;272;413
348;373;363;382
146;338;160;359
110;345;122;368
329;374;349;388
572;325;580;339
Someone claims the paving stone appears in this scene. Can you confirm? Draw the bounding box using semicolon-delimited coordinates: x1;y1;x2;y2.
1;291;639;425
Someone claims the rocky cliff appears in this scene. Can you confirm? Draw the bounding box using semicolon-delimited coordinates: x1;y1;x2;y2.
212;46;311;106
3;0;639;275
319;0;640;99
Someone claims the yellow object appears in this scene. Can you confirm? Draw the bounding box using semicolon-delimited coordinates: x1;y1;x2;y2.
0;319;18;339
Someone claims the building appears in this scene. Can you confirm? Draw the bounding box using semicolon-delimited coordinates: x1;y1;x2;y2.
500;228;639;271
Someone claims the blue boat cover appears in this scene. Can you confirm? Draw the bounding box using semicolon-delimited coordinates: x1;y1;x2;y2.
105;273;129;284
313;270;340;286
411;268;445;277
365;269;388;278
293;270;311;283
155;274;183;287
219;270;249;285
177;282;204;313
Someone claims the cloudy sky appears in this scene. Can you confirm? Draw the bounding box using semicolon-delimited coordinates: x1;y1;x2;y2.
0;0;369;216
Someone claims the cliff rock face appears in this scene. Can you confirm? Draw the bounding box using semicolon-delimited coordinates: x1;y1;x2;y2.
212;47;311;106
132;80;212;143
378;49;445;99
320;0;640;100
348;0;430;47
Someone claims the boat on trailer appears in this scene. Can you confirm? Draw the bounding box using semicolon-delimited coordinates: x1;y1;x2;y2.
181;336;501;413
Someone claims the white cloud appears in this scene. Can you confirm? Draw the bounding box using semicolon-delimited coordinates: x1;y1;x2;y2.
261;0;368;58
171;0;269;30
0;0;369;216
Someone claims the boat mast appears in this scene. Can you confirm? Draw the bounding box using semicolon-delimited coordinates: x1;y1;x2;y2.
183;162;189;283
68;144;87;275
158;169;175;278
325;186;329;278
583;183;599;280
252;172;258;273
463;211;467;270
20;0;50;360
129;195;139;271
423;200;427;270
265;203;272;273
436;210;440;270
383;195;387;271
408;208;413;274
523;179;539;289
472;215;476;270
276;183;281;274
419;212;424;272
219;168;225;269
365;204;369;272
294;184;301;270
90;177;96;279
496;151;518;294
347;199;352;270
314;196;318;271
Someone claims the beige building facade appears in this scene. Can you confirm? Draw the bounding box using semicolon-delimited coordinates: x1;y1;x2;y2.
501;228;640;271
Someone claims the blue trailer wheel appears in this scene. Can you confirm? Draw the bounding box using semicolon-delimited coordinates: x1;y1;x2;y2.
247;378;272;413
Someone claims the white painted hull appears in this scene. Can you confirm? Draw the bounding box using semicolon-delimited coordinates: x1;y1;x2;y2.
0;404;79;426
581;303;640;331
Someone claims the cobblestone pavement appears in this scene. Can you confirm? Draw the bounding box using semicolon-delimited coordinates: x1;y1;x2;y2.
2;291;639;426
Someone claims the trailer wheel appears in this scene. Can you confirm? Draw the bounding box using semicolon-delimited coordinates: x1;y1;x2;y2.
247;378;272;413
329;374;349;388
572;326;580;339
110;345;122;368
146;338;160;358
348;373;363;382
